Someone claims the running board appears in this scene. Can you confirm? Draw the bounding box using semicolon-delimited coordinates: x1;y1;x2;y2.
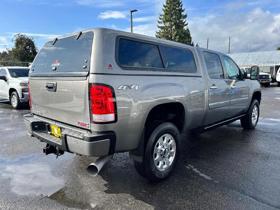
204;114;246;130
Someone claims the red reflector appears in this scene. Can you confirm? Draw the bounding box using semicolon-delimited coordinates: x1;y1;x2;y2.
28;82;32;109
90;84;116;123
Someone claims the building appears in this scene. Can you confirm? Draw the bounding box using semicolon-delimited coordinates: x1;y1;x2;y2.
229;51;280;82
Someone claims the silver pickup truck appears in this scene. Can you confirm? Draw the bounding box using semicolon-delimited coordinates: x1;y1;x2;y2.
24;28;261;182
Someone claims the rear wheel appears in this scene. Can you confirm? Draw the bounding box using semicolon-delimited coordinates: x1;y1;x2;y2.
278;82;280;87
134;122;180;182
240;100;260;130
10;91;21;109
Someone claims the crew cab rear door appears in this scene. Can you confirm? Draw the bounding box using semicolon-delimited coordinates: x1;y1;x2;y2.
202;51;232;125
29;32;93;130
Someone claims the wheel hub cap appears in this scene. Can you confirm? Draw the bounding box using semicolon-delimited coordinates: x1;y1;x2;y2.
11;95;17;107
251;105;259;125
153;133;176;172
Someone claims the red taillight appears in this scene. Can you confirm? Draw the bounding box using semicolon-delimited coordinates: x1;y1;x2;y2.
90;84;116;123
28;82;32;109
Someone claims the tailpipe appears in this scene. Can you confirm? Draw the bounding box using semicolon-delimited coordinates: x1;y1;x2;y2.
87;155;112;176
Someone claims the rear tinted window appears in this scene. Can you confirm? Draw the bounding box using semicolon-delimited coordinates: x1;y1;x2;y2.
203;52;224;79
31;32;93;75
118;38;163;69
8;68;29;77
160;46;197;73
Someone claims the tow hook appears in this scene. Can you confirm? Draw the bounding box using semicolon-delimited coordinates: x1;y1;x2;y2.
43;144;64;158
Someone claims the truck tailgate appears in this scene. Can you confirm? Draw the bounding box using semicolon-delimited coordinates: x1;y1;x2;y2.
30;78;91;129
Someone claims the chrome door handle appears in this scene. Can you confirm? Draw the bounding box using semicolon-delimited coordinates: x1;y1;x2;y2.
45;82;57;92
210;85;218;90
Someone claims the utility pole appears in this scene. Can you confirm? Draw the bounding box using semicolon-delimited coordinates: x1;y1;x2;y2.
207;38;209;49
228;36;231;54
130;9;138;33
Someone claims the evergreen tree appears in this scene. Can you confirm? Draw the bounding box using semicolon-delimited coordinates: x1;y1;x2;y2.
156;0;192;45
11;34;37;63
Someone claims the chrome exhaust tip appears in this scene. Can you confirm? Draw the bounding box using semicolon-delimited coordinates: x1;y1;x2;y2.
87;155;112;176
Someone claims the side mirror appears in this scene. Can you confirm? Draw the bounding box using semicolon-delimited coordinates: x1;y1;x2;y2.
250;66;260;80
0;75;7;81
239;69;247;80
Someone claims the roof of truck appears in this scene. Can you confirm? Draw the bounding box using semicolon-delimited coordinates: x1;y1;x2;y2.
55;27;197;50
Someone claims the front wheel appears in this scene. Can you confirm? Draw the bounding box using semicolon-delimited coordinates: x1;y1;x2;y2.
134;122;180;182
240;100;260;130
10;91;21;109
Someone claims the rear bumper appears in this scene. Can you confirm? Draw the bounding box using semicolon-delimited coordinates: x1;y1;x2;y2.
20;92;29;103
259;79;271;84
24;114;115;157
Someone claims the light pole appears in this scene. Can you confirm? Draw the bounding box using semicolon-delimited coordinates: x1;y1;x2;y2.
130;9;138;33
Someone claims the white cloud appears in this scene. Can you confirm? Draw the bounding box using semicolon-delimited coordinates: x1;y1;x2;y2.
11;32;59;40
76;0;124;8
0;36;9;52
134;16;156;23
131;23;157;36
0;37;8;46
0;32;60;52
189;8;280;53
98;11;127;20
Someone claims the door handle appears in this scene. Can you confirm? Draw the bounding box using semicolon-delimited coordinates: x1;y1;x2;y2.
210;85;218;90
45;82;57;92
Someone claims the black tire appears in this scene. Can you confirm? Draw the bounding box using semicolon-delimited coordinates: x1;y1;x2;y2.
134;122;180;182
240;100;260;130
278;82;280;87
10;91;21;109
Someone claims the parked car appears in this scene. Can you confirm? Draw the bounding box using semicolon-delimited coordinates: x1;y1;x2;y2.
258;72;271;87
276;67;280;86
24;28;261;182
241;67;271;87
0;66;30;109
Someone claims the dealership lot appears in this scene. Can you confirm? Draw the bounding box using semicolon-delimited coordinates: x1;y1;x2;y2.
0;85;280;210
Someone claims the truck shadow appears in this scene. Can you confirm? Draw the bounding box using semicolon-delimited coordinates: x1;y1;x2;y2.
51;123;259;209
0;100;30;110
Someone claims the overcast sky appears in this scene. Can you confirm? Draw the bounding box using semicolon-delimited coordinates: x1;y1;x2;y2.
0;0;280;53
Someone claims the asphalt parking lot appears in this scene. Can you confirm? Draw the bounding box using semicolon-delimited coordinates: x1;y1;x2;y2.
0;85;280;210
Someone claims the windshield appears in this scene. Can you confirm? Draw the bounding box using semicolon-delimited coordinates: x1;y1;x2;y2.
8;68;29;78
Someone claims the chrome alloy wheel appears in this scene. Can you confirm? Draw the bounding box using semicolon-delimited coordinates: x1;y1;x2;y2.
251;105;259;126
153;133;176;172
11;93;18;108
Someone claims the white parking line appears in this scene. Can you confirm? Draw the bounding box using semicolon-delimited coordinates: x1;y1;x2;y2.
266;118;280;122
186;164;218;183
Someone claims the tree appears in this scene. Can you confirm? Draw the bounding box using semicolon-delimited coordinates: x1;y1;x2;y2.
277;47;280;50
156;0;192;45
11;34;37;63
0;50;13;66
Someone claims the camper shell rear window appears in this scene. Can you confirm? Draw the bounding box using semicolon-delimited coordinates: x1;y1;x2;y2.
30;32;93;77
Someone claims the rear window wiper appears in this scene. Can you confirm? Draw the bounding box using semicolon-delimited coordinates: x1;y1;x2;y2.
76;31;82;40
52;37;58;45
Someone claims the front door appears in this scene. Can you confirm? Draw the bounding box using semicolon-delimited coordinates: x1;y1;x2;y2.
0;69;9;100
202;51;232;125
221;56;250;117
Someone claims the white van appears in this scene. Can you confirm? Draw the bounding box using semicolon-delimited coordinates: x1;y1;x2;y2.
0;66;30;108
